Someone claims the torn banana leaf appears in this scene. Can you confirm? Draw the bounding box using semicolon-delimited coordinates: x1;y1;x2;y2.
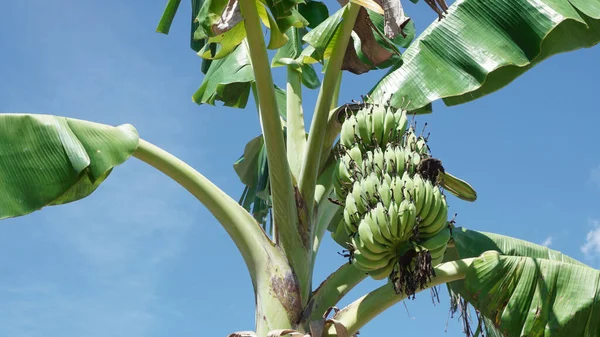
447;227;591;336
0;114;139;220
369;0;600;113
462;251;600;336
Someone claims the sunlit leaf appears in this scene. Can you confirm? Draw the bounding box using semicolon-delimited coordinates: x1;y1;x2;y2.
0;114;139;220
461;251;600;336
369;0;600;113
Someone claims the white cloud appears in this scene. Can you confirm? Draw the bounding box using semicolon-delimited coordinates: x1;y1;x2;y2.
541;236;553;247
590;165;600;188
581;220;600;258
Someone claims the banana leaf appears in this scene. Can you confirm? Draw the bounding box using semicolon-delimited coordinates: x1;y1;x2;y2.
461;251;600;336
193;42;255;107
447;227;595;336
0;114;139;220
300;4;415;73
369;0;600;113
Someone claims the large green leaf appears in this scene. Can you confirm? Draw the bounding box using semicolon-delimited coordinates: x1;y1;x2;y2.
369;0;600;113
461;251;600;336
447;228;593;336
0;114;139;220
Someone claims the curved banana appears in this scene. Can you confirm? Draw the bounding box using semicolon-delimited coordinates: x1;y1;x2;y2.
371;104;386;145
369;258;396;280
357;217;389;253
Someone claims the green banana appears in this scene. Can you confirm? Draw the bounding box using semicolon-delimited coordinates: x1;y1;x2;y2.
357;217;388;253
365;211;394;247
378;179;392;207
412;174;426;215
369;258;396;280
415;136;428;155
419;227;451;251
352;249;391;271
371;104;386;145
418;180;435;219
388;202;401;239
382;108;397;145
341;115;359;148
419;196;448;239
374;202;394;242
394;109;408;141
420;187;442;227
352;235;392;262
356;111;371;146
394;146;406;175
352;181;368;214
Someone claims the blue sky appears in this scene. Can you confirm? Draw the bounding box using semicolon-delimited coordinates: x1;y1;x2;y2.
1;1;599;336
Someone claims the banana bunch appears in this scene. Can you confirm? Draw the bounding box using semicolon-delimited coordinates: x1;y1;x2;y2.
331;102;460;296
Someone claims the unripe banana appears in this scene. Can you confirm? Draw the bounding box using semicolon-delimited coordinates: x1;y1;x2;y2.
356;111;371;147
420;196;448;239
372;147;385;175
343;193;360;233
412;174;426;215
418;180;435;219
419;227;451;251
401;171;415;202
416;136;428;155
378;179;392;207
382;108;397;145
369;258;396;280
336;158;353;186
400;202;417;241
388;202;401;239
352;235;392;261
391;176;404;205
420;187;442;228
397;199;412;241
394;110;408;140
365;211;394;246
371;104;386;145
352;249;391;271
363;173;380;206
394;146;406;175
357;217;388;254
341;115;359;148
352;181;368;214
404;127;417;152
347;146;363;170
373;202;394;242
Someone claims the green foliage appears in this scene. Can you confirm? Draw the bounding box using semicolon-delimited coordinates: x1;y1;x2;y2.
369;0;600;113
0;114;139;219
462;251;600;336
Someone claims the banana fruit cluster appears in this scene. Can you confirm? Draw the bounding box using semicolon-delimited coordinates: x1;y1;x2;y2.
331;102;455;295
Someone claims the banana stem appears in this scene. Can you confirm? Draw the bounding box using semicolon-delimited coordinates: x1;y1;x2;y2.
134;139;300;335
133;139;275;280
302;263;367;325
286;66;306;180
323;259;475;336
299;2;360;223
240;1;311;303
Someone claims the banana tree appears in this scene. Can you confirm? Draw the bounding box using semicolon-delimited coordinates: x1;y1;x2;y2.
2;0;600;336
